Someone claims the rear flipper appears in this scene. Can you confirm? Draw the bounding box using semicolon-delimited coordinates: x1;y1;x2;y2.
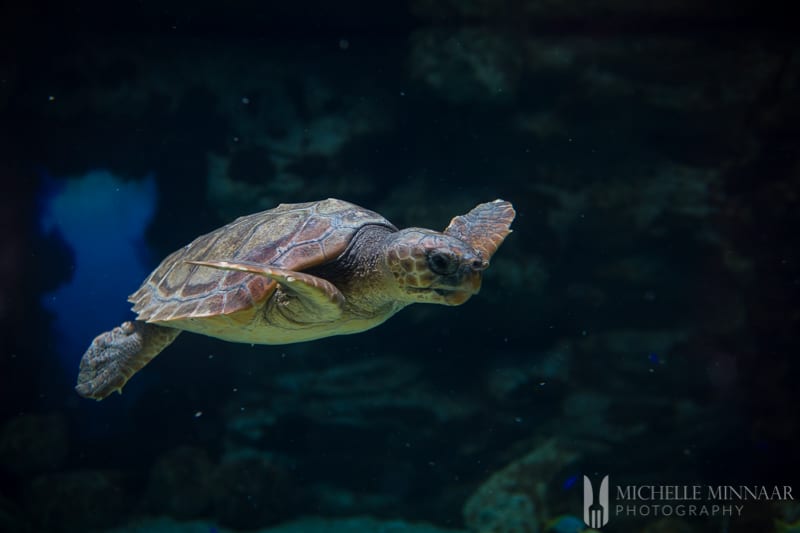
75;321;180;400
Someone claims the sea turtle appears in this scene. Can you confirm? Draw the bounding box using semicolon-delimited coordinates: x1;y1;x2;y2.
76;198;515;400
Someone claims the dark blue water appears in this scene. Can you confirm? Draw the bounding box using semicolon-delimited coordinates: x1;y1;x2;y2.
1;2;798;532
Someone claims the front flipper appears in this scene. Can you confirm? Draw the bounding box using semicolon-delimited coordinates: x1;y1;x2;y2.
75;321;180;400
187;260;344;321
444;199;515;261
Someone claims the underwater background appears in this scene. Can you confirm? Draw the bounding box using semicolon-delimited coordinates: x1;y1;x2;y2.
1;1;799;532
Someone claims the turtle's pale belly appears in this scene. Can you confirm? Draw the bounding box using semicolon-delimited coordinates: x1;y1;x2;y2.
160;304;407;345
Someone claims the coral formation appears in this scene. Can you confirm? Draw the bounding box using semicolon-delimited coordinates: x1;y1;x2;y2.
24;469;127;532
145;446;215;518
210;456;297;529
0;413;68;474
463;440;579;533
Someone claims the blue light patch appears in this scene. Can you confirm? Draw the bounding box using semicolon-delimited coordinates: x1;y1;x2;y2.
38;170;157;368
562;473;579;490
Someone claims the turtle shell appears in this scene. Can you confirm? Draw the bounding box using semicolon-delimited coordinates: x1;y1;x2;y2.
130;199;395;325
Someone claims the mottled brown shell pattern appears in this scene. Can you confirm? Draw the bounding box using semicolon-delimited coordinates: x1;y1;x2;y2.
129;199;394;323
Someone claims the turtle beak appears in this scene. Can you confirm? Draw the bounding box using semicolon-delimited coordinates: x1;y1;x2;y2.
441;283;479;305
434;257;485;305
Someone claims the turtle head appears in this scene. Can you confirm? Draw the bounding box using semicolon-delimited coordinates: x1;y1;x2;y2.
384;228;489;306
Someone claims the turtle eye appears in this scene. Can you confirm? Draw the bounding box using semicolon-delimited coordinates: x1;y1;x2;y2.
427;250;457;275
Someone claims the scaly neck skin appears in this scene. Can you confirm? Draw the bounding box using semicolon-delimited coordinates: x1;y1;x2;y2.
307;225;408;318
